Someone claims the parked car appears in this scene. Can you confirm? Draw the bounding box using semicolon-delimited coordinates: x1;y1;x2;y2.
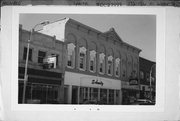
130;99;155;105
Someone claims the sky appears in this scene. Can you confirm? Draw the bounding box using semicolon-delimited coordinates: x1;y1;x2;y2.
20;14;156;62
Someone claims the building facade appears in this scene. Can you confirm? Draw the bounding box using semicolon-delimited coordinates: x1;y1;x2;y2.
18;25;66;104
139;57;156;101
39;18;141;104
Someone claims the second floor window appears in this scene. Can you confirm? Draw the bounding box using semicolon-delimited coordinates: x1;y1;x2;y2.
51;54;59;66
89;50;96;72
115;58;120;77
67;43;75;68
79;47;86;70
23;47;32;61
146;73;150;82
107;56;113;76
140;71;144;79
38;51;46;63
99;53;105;74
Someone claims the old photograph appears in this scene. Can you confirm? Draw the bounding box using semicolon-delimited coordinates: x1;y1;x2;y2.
18;14;156;105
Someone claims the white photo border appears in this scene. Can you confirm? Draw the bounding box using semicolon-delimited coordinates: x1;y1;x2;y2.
11;6;165;112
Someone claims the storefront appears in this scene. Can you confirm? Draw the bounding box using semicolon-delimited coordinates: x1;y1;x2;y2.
121;81;140;105
64;72;122;104
18;67;64;104
140;85;155;100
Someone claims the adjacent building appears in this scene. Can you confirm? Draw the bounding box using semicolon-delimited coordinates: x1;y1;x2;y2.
39;18;141;104
139;57;156;101
18;25;66;104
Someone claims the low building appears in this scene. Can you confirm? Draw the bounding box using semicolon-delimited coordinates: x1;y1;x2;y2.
18;25;66;104
39;18;141;104
139;57;156;100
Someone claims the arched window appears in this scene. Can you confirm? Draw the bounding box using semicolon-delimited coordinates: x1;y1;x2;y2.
67;43;75;68
79;46;87;70
140;71;144;79
99;53;105;74
122;53;127;78
89;50;96;72
107;55;113;76
115;58;120;77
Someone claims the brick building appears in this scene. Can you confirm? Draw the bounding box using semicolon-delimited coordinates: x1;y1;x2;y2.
39;18;141;104
139;57;156;100
18;25;66;104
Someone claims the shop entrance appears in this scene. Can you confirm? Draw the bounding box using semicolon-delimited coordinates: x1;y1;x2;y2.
72;86;78;104
70;86;121;104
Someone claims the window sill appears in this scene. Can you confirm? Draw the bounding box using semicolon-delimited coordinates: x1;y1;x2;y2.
79;68;86;71
107;74;112;76
67;66;74;69
89;70;96;73
115;74;120;77
99;72;104;75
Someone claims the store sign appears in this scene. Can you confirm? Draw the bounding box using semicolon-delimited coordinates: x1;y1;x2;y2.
43;56;56;69
129;79;138;85
122;81;139;90
92;79;104;86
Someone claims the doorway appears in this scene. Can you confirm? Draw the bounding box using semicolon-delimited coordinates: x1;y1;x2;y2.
72;86;78;104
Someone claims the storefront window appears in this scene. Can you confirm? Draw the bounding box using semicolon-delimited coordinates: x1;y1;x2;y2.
79;47;86;70
109;89;114;104
80;87;88;104
116;90;119;104
92;88;98;101
67;43;75;68
100;89;107;104
18;82;59;104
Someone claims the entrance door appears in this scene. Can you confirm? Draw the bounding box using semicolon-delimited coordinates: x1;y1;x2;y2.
72;86;78;104
64;86;68;104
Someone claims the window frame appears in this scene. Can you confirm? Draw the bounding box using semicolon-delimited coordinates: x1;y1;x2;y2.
115;58;120;77
23;47;33;61
51;54;59;67
38;50;46;64
140;71;144;79
79;46;87;71
99;53;105;74
67;43;76;69
89;50;96;73
107;55;113;76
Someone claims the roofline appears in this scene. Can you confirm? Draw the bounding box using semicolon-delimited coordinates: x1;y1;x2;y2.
123;41;142;53
34;18;142;52
139;56;156;63
67;18;142;52
20;28;64;44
